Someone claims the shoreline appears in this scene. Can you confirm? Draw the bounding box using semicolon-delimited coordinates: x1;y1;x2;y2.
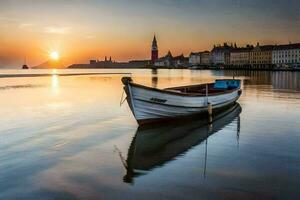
68;66;300;71
0;72;132;78
1;67;299;73
68;63;300;71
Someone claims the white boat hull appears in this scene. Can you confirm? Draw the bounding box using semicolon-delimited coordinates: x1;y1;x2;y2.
123;78;242;125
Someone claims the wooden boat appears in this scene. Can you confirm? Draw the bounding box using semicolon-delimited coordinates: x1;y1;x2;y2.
121;103;241;183
121;77;242;125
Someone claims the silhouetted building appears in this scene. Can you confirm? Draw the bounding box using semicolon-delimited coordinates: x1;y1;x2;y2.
154;51;173;67
151;35;158;62
154;51;188;67
89;56;114;65
129;60;150;66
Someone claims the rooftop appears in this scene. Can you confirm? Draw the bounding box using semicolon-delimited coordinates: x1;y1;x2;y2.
273;43;300;50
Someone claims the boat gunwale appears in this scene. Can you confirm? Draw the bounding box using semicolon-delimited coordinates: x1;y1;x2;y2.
128;81;240;97
164;79;240;90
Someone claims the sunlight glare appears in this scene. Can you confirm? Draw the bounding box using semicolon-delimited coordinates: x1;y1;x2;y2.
52;69;58;74
51;74;59;95
50;51;59;60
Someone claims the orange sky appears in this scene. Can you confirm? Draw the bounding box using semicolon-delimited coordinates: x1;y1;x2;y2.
0;0;300;68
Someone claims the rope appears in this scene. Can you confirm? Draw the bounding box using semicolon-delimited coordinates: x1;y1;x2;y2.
120;89;127;106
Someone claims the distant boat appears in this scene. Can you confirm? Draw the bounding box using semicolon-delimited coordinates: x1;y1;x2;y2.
122;77;242;125
22;64;29;69
22;56;29;69
121;103;241;183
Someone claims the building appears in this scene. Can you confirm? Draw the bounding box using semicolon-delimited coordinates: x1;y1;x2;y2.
249;43;274;69
210;43;234;66
174;54;189;67
154;51;173;67
230;45;253;68
90;56;113;65
151;35;158;62
129;60;151;66
154;51;188;67
189;51;210;66
189;52;201;66
200;51;210;65
272;43;300;68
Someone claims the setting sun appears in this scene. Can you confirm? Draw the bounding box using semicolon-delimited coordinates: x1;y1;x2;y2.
50;51;59;60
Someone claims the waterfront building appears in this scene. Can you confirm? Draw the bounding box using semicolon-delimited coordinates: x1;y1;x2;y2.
272;43;300;68
249;43;274;69
154;51;188;67
200;51;210;65
129;60;150;66
90;60;97;64
174;54;189;67
189;52;201;66
210;43;233;66
151;35;158;62
90;56;114;65
189;51;210;66
230;45;253;68
154;51;173;67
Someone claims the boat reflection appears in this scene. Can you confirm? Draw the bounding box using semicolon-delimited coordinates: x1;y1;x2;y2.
122;103;242;184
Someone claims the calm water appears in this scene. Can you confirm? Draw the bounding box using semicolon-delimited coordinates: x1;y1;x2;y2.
0;69;299;200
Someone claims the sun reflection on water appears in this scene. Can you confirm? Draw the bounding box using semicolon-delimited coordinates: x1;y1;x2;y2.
51;74;59;95
52;69;58;75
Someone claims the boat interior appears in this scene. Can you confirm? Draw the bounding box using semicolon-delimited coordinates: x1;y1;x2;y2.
165;79;241;95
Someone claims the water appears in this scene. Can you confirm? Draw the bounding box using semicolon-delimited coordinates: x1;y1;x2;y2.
0;69;299;199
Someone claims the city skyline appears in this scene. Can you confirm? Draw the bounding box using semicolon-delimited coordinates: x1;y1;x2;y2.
1;0;300;67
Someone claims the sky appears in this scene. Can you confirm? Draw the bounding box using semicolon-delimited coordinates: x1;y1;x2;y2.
0;0;300;68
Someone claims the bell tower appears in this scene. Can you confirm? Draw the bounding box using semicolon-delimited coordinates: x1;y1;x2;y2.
151;35;158;62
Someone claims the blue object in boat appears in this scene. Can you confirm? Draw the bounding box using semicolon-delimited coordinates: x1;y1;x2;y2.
214;80;240;89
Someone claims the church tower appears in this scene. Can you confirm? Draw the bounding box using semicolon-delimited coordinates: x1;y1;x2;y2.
151;35;158;62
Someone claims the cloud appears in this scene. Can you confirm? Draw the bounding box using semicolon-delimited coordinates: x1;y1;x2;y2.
86;35;96;39
18;23;34;29
0;16;20;22
44;26;70;34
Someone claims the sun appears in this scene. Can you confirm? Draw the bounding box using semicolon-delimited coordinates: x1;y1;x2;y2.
50;51;59;60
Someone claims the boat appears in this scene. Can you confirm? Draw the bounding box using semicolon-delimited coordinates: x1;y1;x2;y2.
22;64;29;69
119;103;241;183
121;77;242;125
22;57;29;69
